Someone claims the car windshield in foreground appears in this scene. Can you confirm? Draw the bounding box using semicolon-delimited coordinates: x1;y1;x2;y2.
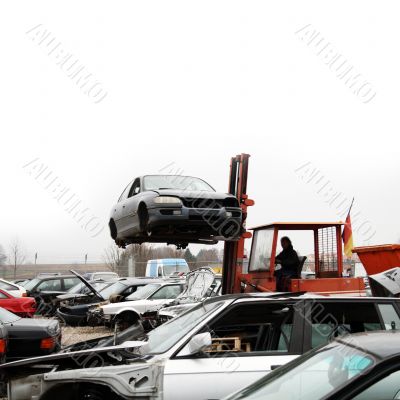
127;284;161;300
139;299;226;355
99;281;128;299
23;278;40;291
227;342;375;400
143;175;215;192
0;307;21;323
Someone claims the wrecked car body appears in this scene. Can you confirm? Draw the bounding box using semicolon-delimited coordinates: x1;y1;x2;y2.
4;294;400;399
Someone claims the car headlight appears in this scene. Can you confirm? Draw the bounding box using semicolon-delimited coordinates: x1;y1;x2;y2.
154;196;182;204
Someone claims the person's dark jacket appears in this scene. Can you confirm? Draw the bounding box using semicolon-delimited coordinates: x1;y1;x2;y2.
275;246;300;277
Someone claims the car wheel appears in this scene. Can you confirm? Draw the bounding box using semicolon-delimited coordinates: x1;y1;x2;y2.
138;204;150;234
109;219;117;240
116;312;139;331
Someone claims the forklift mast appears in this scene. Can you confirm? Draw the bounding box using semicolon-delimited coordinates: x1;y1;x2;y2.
222;154;254;294
221;154;365;296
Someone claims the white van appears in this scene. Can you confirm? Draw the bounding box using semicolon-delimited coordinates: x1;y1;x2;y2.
145;259;189;278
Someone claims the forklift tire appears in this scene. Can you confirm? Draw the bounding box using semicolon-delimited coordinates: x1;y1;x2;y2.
138;204;149;233
109;219;118;240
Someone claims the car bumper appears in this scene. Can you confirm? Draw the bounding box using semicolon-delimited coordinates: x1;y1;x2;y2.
147;206;242;238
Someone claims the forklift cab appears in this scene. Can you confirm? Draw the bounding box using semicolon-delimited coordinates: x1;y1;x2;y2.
242;222;365;295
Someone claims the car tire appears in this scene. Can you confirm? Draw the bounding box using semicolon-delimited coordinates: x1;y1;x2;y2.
109;219;118;240
138;204;149;234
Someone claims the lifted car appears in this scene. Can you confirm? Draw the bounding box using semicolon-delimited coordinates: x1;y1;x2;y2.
109;174;243;248
3;294;400;400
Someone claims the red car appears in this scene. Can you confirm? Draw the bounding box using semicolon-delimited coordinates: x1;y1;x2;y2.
0;290;36;317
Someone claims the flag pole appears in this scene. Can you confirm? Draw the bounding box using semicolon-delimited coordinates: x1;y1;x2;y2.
347;197;355;217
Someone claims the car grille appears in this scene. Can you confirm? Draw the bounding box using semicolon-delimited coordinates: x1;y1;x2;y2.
181;197;239;208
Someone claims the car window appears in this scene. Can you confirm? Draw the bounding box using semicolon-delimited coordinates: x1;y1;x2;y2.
352;369;400;400
63;278;80;290
192;302;295;356
310;302;382;349
128;178;141;197
377;304;400;330
149;285;183;300
249;229;274;271
0;292;8;299
37;279;62;291
118;181;133;202
0;281;18;291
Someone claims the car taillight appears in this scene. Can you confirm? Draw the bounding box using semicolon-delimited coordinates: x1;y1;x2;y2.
0;339;6;354
40;337;56;350
22;292;27;297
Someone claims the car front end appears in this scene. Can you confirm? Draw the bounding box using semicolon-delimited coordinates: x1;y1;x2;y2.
146;190;243;240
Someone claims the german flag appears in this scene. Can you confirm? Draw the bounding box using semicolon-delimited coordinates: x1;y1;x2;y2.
342;202;354;258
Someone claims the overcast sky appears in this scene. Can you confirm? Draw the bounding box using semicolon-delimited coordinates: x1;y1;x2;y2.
1;1;399;264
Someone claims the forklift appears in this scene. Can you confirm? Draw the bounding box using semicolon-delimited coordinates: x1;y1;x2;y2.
221;153;365;296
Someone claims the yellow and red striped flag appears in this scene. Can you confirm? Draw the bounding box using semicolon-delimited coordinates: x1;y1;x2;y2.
342;200;354;258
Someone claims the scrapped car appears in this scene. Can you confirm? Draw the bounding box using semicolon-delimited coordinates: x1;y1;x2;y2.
157;267;221;323
0;307;61;362
24;273;81;315
0;289;36;317
58;277;163;326
52;279;114;310
0;279;27;298
96;281;185;328
225;330;400;400
109;174;243;248
3;294;400;400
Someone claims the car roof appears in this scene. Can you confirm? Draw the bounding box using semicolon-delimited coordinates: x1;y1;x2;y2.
336;331;400;359
204;292;400;304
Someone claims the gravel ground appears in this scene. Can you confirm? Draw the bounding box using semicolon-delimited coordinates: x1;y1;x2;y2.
61;325;113;346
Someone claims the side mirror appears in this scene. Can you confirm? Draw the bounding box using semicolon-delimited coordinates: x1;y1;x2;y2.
179;332;212;356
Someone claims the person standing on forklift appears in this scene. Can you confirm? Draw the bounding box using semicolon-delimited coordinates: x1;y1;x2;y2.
274;236;300;291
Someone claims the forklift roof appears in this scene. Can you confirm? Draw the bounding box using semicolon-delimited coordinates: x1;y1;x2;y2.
250;221;344;230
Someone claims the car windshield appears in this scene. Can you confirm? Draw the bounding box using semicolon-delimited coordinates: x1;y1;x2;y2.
227;342;375;400
99;281;129;299
0;307;21;323
143;175;214;192
163;264;188;276
24;278;40;291
127;284;161;300
68;281;109;294
139;299;226;355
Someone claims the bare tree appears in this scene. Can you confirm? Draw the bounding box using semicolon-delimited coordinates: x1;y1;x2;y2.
0;245;6;266
102;244;125;273
9;238;26;279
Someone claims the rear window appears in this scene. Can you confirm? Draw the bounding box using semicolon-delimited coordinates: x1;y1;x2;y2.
310;302;383;348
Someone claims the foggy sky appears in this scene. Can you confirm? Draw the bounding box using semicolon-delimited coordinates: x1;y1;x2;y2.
1;1;399;264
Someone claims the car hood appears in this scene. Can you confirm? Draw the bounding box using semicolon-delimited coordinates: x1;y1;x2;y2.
177;267;216;302
369;267;400;297
0;341;147;371
152;188;232;200
70;269;105;300
159;303;196;318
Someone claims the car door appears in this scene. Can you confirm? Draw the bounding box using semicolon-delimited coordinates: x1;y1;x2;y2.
113;180;133;233
163;300;304;400
121;178;142;234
